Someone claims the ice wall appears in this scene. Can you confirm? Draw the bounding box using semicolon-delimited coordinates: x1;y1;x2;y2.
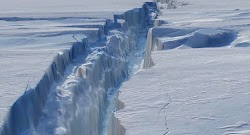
106;91;125;135
106;2;159;135
143;28;155;69
40;30;131;135
143;27;236;69
0;39;87;135
0;2;158;135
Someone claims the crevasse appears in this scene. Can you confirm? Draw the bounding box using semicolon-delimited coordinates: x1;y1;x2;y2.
0;2;158;135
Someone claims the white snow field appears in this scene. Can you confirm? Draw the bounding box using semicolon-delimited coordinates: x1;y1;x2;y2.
1;0;250;135
0;0;158;135
0;0;149;14
116;48;250;135
113;0;250;135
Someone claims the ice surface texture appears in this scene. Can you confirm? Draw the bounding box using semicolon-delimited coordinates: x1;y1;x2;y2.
0;39;87;135
118;0;250;135
0;2;157;135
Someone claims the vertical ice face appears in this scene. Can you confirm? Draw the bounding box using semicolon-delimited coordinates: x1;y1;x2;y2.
106;2;159;135
36;29;143;135
0;2;158;135
142;26;236;70
143;28;155;69
0;40;87;135
124;8;145;29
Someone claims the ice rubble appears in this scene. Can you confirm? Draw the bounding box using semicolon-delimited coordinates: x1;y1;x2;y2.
0;2;158;135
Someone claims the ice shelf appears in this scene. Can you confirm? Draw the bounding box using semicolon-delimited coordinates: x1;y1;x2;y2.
116;48;250;135
0;1;159;135
2;0;250;135
115;0;250;135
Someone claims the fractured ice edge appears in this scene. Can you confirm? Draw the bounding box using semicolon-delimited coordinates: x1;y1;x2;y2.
1;0;246;135
0;2;159;135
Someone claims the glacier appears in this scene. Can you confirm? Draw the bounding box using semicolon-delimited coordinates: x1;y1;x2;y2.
0;1;158;135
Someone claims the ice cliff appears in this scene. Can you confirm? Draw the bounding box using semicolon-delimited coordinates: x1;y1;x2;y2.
0;2;158;135
143;27;236;68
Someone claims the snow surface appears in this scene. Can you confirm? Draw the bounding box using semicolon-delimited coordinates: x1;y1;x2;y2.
1;0;250;134
157;0;250;48
0;0;148;14
114;0;250;135
116;48;250;135
0;50;57;127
